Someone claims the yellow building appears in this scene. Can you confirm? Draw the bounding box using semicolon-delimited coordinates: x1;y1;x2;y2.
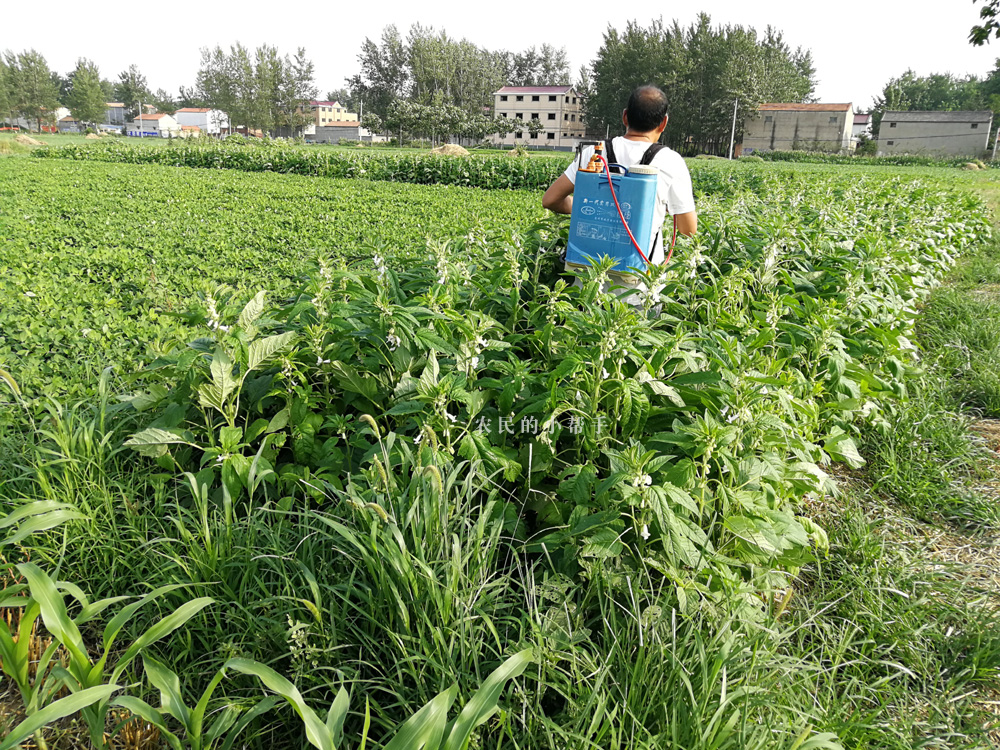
298;100;358;129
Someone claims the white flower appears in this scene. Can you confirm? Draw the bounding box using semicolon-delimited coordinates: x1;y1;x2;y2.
445;412;458;423
414;433;424;445
316;357;331;365
642;474;652;486
386;334;401;351
640;524;650;540
760;386;769;395
469;356;480;370
601;368;610;379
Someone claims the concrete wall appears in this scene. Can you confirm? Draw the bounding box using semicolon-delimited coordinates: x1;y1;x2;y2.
490;90;584;149
174;110;229;135
877;118;990;157
743;110;852;153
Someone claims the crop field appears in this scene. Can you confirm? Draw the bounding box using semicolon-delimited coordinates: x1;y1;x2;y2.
3;150;1000;749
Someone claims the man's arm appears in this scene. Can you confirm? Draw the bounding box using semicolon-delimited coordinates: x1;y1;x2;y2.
542;174;575;215
674;211;697;237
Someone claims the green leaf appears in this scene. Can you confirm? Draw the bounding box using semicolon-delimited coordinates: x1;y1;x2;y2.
140;654;192;730
223;658;333;750
17;563;89;668
0;685;121;750
111;598;214;682
124;427;199;457
210;346;239;401
442;649;533;750
248;332;296;372
382;684;456;750
823;431;865;468
238;290;267;330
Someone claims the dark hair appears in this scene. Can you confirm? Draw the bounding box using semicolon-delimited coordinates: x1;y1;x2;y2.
626;86;668;132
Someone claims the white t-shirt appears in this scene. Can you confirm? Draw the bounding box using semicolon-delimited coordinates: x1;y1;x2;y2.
564;137;696;265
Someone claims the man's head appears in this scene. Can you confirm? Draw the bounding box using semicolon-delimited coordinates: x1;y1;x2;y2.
623;85;669;134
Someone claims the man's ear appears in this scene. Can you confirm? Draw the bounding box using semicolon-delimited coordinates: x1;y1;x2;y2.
622;109;629;128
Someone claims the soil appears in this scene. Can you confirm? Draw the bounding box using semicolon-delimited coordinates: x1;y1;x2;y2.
14;135;43;146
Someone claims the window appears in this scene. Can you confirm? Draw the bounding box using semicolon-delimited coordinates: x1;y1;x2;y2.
548;95;556;102
565;96;569;103
530;132;538;139
516;95;523;101
889;122;896;128
531;113;539;120
547;132;555;140
532;95;539;101
563;133;567;137
972;123;979;129
515;113;523;120
547;113;555;120
764;115;773;123
515;131;522;138
500;95;508;101
564;113;568;120
829;116;837;123
570;115;576;121
500;113;507;118
886;140;894;145
572;97;577;104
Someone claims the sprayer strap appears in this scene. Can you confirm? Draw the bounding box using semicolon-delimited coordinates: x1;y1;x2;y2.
603;139;621;172
639;143;666;166
604;139;666;171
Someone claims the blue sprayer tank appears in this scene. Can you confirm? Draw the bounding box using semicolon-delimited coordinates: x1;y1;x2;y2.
567;164;659;273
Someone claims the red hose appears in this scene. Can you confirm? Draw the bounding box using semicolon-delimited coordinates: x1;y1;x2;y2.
596;154;679;267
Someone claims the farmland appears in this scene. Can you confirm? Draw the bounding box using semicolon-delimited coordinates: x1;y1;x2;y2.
2;150;1000;749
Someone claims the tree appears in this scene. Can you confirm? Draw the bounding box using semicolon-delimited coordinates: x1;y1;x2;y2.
115;65;151;120
348;25;410;119
0;55;12;127
971;1;1000;45
326;87;355;109
586;15;816;154
7;49;60;131
67;58;106;126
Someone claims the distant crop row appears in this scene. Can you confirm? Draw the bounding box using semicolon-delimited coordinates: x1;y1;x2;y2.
746;149;996;167
32;139;573;190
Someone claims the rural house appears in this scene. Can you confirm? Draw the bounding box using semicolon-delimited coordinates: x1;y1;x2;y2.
305;121;386;144
852;113;872;143
126;113;181;138
742;103;853;154
173;107;229;136
490;86;585;150
877;110;993;157
58;116;83;133
298;100;359;132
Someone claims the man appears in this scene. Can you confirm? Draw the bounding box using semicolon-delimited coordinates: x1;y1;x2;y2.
542;85;697;276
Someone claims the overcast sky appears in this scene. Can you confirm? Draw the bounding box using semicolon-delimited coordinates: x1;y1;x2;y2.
5;0;1000;110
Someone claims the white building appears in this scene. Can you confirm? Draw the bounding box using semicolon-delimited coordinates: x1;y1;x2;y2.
173;107;229;136
490;86;586;150
877;110;993;157
126;113;181;138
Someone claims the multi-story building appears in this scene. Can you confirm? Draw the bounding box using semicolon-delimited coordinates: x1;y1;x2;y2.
742;103;853;154
877;110;993;157
173;107;229;136
490;86;585;150
297;100;358;133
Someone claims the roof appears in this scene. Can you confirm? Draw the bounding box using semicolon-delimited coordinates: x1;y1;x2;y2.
131;113;172;120
59;116;79;122
495;86;575;94
105;102;124;108
175;107;211;113
883;110;993;123
308;100;344;107
180;125;201;131
758;103;852;112
854;113;871;125
316;121;361;128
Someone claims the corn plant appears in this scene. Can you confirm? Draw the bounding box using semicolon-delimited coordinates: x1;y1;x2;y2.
10;563;212;749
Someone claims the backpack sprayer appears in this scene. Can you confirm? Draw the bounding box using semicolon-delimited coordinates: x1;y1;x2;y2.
567;141;678;273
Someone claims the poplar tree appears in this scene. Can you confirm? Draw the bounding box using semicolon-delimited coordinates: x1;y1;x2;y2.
67;58;106;126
